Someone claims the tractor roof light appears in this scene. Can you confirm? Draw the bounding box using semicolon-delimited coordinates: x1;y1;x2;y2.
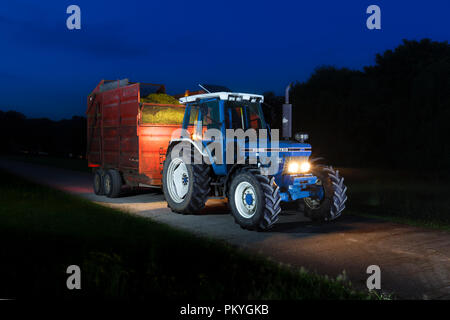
295;132;309;143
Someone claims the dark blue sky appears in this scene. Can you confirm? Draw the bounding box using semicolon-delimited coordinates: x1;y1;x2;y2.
0;0;449;119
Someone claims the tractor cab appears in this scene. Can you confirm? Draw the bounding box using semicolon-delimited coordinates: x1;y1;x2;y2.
178;92;313;176
178;92;270;173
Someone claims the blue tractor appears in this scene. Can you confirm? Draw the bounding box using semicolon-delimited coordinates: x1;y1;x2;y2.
162;86;347;231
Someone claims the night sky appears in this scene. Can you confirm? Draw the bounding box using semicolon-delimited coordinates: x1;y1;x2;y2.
0;0;449;119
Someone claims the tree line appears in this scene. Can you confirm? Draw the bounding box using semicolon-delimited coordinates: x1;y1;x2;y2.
263;39;450;173
0;111;86;158
1;39;449;172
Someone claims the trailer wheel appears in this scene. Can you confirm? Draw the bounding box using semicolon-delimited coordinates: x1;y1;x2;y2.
303;165;347;221
104;169;123;198
93;170;104;195
229;167;281;231
162;149;211;213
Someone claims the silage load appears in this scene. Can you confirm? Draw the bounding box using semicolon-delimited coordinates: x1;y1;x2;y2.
141;93;180;105
141;105;185;125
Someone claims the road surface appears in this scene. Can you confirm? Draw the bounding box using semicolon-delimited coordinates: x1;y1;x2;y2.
1;158;449;299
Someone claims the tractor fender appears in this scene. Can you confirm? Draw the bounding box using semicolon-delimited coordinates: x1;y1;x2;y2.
168;138;207;156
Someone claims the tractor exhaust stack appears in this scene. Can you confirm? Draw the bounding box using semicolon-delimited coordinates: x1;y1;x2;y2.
282;83;292;139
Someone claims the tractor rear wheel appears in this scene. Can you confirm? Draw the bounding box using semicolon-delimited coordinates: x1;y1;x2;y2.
162;149;211;213
229;167;281;231
104;169;123;198
303;165;347;221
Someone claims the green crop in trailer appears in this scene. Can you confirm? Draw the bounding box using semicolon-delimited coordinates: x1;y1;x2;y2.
141;105;185;125
141;93;180;105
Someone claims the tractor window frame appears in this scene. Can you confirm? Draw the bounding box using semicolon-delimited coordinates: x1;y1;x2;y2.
224;100;267;130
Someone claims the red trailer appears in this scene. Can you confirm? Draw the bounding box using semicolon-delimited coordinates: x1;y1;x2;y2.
86;79;186;197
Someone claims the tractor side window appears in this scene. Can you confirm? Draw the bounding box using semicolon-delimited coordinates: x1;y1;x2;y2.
225;101;265;130
226;107;244;129
141;105;185;125
200;100;221;131
246;103;263;129
188;105;200;126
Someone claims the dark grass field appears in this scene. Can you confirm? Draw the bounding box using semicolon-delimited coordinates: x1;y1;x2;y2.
0;169;370;300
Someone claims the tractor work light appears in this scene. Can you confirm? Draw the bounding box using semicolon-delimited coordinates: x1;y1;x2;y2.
287;161;311;174
294;132;309;143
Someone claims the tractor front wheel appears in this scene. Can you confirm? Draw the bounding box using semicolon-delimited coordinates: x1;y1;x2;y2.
303;165;347;221
229;167;281;231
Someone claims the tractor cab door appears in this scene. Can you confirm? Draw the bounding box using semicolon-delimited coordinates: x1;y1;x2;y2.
183;99;225;172
198;100;224;168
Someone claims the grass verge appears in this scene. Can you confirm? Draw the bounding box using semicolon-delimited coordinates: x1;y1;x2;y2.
0;169;370;300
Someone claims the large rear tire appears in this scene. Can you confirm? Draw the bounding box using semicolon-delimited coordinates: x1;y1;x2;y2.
229;167;281;231
303;165;347;221
162;148;211;213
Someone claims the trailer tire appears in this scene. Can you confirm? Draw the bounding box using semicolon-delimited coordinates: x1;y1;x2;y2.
104;169;122;198
162;149;211;214
303;165;347;221
229;167;281;231
93;170;104;195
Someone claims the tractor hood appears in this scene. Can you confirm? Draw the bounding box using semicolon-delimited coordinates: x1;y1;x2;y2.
242;140;312;158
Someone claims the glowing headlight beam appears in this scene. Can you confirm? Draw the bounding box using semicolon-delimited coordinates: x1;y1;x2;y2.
287;161;311;174
287;162;299;173
300;161;310;173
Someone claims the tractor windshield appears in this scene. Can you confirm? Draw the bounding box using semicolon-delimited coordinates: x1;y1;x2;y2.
225;101;266;130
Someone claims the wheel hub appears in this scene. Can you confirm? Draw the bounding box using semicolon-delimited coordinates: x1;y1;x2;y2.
235;181;257;218
104;176;111;193
166;158;189;203
244;192;253;206
182;173;189;186
94;175;100;190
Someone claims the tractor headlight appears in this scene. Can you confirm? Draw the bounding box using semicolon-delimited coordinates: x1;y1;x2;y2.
300;161;311;172
287;161;310;174
287;162;299;173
